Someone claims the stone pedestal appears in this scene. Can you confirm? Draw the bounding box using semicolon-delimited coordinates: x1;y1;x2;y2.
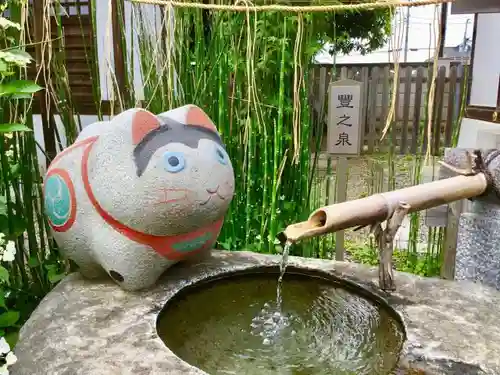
442;148;500;289
11;251;500;375
455;201;500;289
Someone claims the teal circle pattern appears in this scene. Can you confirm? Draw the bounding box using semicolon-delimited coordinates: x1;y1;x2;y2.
44;173;72;227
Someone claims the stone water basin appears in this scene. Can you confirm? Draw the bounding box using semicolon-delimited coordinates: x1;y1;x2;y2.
158;268;405;375
11;251;500;375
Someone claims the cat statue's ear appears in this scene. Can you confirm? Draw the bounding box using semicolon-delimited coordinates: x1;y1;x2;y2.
159;104;217;133
111;108;161;145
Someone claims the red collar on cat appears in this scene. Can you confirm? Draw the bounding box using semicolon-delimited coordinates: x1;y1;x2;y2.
80;138;223;260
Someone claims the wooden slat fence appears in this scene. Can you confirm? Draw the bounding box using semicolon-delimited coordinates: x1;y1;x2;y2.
310;62;468;155
26;0;97;115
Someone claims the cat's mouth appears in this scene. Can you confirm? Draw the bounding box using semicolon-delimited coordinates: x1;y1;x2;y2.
200;186;226;205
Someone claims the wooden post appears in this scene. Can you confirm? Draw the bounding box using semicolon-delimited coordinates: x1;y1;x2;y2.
110;0;128;109
326;77;363;261
335;157;348;261
441;199;462;280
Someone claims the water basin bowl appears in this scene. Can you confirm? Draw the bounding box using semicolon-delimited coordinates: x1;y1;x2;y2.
157;266;406;375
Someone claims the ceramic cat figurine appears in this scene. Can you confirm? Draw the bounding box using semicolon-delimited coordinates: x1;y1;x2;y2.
43;105;235;291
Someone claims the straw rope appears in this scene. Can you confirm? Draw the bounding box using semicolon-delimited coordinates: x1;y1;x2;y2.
128;0;454;12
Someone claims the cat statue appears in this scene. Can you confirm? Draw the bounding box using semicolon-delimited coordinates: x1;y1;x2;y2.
42;105;235;291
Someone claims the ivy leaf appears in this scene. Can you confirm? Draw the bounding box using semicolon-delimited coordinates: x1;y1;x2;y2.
0;80;42;97
0;311;20;328
0;123;32;133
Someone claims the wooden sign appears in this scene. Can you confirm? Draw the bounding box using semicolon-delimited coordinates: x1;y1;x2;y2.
327;79;363;156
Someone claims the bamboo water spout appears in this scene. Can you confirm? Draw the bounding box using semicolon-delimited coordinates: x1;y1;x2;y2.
280;173;488;243
279;149;497;291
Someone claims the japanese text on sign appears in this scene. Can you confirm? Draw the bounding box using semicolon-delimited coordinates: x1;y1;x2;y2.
327;80;363;155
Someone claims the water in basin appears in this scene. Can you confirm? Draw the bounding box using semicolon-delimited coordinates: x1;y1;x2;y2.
157;269;405;375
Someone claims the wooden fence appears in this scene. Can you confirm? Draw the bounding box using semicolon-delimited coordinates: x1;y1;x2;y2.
310;62;468;155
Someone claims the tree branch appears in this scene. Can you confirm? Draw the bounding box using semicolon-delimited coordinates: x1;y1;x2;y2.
370;201;411;291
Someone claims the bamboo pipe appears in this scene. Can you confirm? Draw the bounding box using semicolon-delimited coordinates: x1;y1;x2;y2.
281;173;489;243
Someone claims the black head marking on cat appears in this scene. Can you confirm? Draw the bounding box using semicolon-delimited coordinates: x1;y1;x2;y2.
132;116;224;177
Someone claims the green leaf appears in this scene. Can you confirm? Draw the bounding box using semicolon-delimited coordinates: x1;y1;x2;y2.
4;331;18;348
0;17;21;31
0;60;8;73
0;311;19;328
0;293;6;309
0;49;32;68
10;216;26;238
48;272;65;284
27;256;40;268
0;267;9;283
11;93;33;99
0;196;6;216
0;123;31;133
0;80;42;97
9;164;20;179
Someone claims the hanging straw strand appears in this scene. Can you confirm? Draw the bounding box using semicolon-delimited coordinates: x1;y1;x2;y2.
128;0;453;12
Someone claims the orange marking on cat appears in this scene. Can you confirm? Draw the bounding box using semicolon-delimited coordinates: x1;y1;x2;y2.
185;106;217;132
132;110;161;145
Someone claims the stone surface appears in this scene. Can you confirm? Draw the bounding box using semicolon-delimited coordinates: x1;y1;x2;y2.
42;105;234;291
455;201;500;289
12;250;500;375
441;148;500;289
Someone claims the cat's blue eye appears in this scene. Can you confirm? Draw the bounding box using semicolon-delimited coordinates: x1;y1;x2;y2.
163;151;185;173
215;145;227;165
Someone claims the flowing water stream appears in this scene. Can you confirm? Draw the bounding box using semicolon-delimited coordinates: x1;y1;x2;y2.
276;241;292;310
158;242;405;374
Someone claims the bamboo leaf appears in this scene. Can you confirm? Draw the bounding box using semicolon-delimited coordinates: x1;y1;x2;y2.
0;123;32;133
0;311;20;328
0;80;42;97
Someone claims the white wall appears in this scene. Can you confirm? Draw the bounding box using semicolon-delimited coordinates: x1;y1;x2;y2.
33;115;111;174
457;13;500;149
95;1;165;101
469;13;500;107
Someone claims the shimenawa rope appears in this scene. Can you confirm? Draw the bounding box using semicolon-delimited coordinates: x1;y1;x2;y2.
127;0;454;13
